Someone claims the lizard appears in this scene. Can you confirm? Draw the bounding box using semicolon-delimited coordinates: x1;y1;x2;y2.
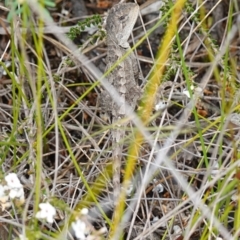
100;2;141;205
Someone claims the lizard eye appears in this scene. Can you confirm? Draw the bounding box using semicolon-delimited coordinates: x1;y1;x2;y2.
119;15;128;21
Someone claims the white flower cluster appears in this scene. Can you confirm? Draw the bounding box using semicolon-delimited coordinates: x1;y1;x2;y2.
36;202;56;223
16;202;57;239
71;208;107;240
71;208;90;240
0;173;25;210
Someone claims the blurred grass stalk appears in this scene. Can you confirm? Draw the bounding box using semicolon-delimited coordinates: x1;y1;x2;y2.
110;0;187;239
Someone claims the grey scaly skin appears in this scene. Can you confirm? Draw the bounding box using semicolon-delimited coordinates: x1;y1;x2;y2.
100;3;141;204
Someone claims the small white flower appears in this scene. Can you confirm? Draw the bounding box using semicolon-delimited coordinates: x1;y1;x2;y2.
36;202;56;223
155;101;167;111
152;183;164;193
5;173;22;188
9;187;24;200
81;208;89;215
72;219;88;240
61;9;69;16
4;173;25;200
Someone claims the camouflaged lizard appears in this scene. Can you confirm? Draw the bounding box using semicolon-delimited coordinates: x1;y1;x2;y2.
100;2;141;203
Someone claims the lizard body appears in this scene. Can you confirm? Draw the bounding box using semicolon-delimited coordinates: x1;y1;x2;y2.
101;2;141;203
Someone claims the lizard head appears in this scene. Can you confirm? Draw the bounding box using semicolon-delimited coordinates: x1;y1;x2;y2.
106;3;139;48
